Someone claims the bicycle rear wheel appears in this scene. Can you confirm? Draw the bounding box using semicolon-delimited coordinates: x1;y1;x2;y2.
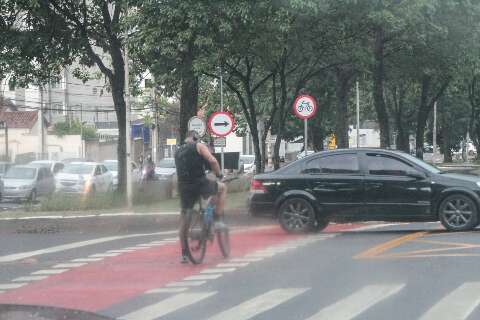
216;226;230;258
183;209;207;264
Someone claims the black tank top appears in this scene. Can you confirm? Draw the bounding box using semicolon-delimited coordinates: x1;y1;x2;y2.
175;142;206;183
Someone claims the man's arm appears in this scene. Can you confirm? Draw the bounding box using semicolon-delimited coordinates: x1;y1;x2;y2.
197;143;221;177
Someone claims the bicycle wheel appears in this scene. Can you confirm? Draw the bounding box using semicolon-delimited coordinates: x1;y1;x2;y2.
216;226;230;258
183;209;207;264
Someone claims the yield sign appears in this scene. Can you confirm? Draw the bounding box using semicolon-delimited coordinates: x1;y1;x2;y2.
208;111;235;137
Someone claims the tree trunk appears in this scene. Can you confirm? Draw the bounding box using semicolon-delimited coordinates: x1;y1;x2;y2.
415;75;431;159
111;78;127;195
179;49;199;143
335;66;354;148
372;26;390;148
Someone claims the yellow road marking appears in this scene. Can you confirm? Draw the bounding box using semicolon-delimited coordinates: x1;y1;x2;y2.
354;231;428;259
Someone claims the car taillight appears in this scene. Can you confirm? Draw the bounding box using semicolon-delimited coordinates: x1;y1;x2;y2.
250;179;267;193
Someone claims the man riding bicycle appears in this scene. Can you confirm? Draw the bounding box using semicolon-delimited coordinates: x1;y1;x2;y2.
174;130;227;263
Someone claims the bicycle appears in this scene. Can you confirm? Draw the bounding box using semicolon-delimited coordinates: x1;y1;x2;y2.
297;101;313;113
181;178;232;264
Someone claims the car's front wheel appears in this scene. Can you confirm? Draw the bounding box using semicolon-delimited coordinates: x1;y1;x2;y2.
278;197;315;234
439;194;478;231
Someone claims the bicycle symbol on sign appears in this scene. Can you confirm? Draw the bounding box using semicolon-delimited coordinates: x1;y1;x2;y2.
297;101;313;113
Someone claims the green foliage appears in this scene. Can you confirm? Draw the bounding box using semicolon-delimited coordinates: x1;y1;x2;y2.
53;120;97;140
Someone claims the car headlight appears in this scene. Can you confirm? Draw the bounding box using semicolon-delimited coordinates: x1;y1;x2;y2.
476;182;480;188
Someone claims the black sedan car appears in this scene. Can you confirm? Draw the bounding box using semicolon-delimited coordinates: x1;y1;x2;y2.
249;148;480;233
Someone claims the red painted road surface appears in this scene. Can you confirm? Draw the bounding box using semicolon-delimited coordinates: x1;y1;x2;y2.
0;224;362;312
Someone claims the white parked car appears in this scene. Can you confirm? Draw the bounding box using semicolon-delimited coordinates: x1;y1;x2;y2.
239;155;256;174
103;160;141;189
3;166;55;201
28;160;65;175
55;162;113;195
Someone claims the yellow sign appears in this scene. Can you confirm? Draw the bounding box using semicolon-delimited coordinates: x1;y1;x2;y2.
328;134;336;150
166;138;177;146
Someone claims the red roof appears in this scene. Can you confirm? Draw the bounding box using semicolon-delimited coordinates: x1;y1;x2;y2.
0;111;38;129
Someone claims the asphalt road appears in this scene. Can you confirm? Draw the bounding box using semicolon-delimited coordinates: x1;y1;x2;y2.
1;215;480;320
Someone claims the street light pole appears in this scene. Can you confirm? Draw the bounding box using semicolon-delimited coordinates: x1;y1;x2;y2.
433;101;437;164
356;81;360;148
124;4;132;207
220;68;224;173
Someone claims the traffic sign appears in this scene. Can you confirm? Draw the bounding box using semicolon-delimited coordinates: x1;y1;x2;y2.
213;137;226;147
166;138;176;146
188;116;206;137
208;111;235;137
293;95;317;120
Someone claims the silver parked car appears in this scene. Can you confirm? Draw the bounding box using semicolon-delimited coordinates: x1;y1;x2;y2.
103;160;141;189
55;162;113;194
3;166;55;202
28;160;65;175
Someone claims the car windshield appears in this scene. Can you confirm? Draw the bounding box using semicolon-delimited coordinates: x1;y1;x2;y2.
104;162;117;171
4;167;36;179
240;156;254;164
29;162;51;169
157;159;175;168
63;164;95;175
400;153;442;174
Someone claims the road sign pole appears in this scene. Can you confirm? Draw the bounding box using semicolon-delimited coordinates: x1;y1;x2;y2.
304;119;308;157
220;69;225;173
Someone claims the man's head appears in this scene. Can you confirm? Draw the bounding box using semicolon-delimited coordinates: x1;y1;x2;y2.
185;130;200;143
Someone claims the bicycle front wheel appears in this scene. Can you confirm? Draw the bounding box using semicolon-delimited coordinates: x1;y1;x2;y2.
183;210;207;264
216;227;230;258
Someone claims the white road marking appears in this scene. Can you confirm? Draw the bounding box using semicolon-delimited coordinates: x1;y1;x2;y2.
200;268;236;274
245;252;276;258
32;269;68;275
420;282;480;320
0;230;177;263
230;258;264;263
53;263;86;268
121;292;216;320
166;281;206;287
13;275;48;282
184;274;223;281
71;258;102;262
135;244;153;248
146;287;188;294
208;288;308;320
0;283;26;290
107;249;135;253
163;237;178;241
306;284;405;320
0;291;4;294
125;247;142;250
89;253;120;258
216;263;249;268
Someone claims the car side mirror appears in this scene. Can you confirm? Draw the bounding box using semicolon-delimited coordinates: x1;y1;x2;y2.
406;170;426;180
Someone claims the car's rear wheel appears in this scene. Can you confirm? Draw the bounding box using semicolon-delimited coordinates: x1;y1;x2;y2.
311;215;329;232
278;198;315;234
439;194;478;231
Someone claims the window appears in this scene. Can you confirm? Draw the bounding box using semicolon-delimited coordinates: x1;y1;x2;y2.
101;165;108;174
366;154;413;176
37;169;44;180
53;163;64;174
95;166;102;176
304;154;360;174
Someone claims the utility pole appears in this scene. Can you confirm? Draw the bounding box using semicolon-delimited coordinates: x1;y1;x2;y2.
151;75;157;163
356;81;360;148
39;85;45;159
433;101;437;163
64;68;70;126
124;5;133;208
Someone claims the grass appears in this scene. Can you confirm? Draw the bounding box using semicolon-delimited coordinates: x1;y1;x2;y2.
0;191;250;219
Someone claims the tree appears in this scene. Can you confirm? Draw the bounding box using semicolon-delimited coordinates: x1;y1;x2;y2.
16;0;131;194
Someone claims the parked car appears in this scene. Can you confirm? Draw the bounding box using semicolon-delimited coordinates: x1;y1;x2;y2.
0;161;13;179
103;160;141;189
28;160;65;175
239;155;256;174
3;166;55;202
61;158;94;164
296;150;315;160
155;158;177;181
55;162;113;194
249;148;480;233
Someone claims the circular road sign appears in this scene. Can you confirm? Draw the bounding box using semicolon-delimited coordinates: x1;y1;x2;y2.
293;95;317;120
188;116;206;137
208;111;235;137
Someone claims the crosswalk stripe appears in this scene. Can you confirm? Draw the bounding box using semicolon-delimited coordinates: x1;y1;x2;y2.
146;287;188;294
89;253;119;258
12;275;48;282
108;249;135;253
230;258;264;262
207;288;308;320
32;269;68;275
216;263;249;268
166;281;206;287
71;258;102;262
420;282;480;320
53;263;86;268
0;283;26;290
200;268;236;274
306;284;405;320
184;274;223;281
121;291;216;320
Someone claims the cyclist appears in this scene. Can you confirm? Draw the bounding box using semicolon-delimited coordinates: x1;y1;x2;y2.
174;130;227;263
